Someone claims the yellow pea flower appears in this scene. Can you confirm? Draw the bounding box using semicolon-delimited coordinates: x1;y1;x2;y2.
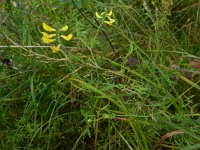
42;23;56;32
104;17;115;26
40;32;56;39
95;10;115;26
108;10;112;17
50;44;61;53
61;34;73;41
42;36;56;44
59;25;68;31
40;22;73;53
95;12;103;18
104;21;114;26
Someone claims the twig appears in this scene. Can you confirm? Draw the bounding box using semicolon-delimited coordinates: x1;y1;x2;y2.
0;45;77;48
152;130;184;150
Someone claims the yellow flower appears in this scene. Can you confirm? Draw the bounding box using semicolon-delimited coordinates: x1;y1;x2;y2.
95;12;103;18
42;36;56;44
59;25;68;31
95;10;115;26
50;44;61;53
108;10;112;17
61;34;73;41
41;23;73;53
40;32;56;39
104;17;115;26
42;23;56;32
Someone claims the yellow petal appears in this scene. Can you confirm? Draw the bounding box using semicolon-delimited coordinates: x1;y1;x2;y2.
60;25;68;31
40;32;56;38
101;12;106;16
95;12;103;19
50;45;61;53
104;21;112;26
107;10;112;17
42;36;56;44
42;23;56;32
104;20;115;26
61;34;73;41
104;17;115;26
107;16;115;22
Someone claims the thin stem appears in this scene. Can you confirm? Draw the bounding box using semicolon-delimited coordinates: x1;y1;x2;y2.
94;19;116;52
71;0;116;52
71;0;98;29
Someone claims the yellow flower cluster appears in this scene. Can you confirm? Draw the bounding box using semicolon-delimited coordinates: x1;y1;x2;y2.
40;10;115;53
95;10;115;26
41;23;73;53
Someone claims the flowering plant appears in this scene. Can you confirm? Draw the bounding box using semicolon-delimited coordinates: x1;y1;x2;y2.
95;10;115;26
40;23;73;53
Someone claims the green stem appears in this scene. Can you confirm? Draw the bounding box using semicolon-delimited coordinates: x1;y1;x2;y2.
71;0;116;52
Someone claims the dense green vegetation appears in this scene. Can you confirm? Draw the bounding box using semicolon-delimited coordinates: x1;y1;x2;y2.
0;0;200;149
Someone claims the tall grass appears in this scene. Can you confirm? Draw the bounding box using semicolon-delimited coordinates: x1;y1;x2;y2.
0;0;200;149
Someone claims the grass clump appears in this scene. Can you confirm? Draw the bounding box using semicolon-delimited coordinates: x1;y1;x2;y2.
0;0;200;149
